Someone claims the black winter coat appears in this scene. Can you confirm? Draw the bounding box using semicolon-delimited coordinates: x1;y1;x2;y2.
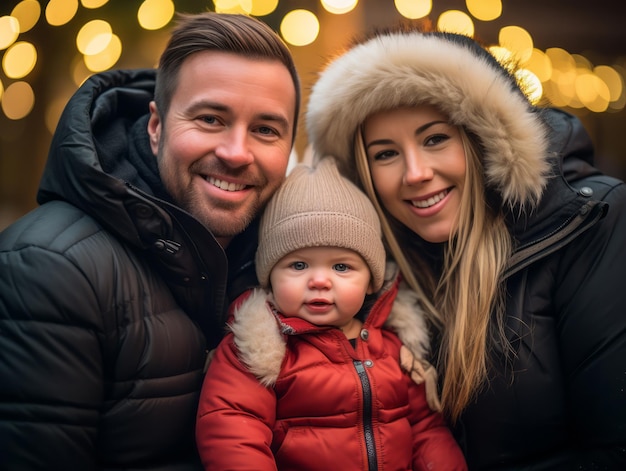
450;109;626;470
0;69;259;470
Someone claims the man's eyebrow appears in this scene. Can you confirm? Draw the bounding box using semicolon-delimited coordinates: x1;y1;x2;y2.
185;100;228;114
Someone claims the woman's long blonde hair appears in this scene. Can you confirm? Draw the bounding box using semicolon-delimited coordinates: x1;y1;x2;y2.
354;126;512;422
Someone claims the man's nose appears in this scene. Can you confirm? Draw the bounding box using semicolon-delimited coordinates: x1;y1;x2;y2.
215;126;254;168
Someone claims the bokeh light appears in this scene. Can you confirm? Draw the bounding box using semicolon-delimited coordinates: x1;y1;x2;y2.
321;0;358;15
576;72;609;112
84;34;121;71
1;81;34;120
11;0;41;33
138;0;175;30
437;10;474;37
466;0;502;21
45;0;79;26
76;19;112;55
2;41;37;79
214;0;246;14
0;16;20;50
499;25;533;64
595;65;623;103
280;10;319;47
395;0;431;19
608;65;626;111
249;0;279;16
524;48;552;82
81;0;109;8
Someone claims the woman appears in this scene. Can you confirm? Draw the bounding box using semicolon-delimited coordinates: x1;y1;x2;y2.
306;28;626;470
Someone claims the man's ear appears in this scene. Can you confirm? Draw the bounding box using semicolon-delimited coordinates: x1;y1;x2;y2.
147;101;161;156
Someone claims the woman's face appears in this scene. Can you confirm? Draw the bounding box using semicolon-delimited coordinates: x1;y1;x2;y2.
362;105;466;243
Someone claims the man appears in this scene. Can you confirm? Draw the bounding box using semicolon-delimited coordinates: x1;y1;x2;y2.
0;12;299;470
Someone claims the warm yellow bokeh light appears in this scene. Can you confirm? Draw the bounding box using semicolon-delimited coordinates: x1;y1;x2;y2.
11;0;41;34
3;41;37;79
84;34;122;71
76;20;112;55
466;0;501;21
608;65;626;110
281;10;319;47
572;54;592;71
437;10;474;37
525;48;552;82
321;0;358;15
138;0;175;30
553;68;578;106
499;26;533;64
81;0;109;8
1;81;35;120
0;78;4;101
0;16;20;50
45;0;79;26
395;0;431;19
214;0;246;14
249;0;279;16
515;68;543;104
546;47;575;75
594;65;623;102
576;72;609;112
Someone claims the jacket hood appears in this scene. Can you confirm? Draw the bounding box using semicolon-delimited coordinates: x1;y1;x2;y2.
229;267;430;386
306;31;550;208
37;68;168;247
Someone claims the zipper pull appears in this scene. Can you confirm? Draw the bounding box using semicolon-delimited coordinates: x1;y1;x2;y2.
154;238;181;254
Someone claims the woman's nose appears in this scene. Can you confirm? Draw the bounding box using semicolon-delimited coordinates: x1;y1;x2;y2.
403;150;434;185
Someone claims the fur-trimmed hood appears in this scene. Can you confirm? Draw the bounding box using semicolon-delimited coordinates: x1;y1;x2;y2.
228;275;430;386
306;31;551;208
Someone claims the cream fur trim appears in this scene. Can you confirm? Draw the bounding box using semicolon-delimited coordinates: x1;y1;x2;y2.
229;289;286;387
306;32;550;208
229;283;430;386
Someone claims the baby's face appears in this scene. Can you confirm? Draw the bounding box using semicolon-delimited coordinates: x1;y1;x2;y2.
269;246;373;329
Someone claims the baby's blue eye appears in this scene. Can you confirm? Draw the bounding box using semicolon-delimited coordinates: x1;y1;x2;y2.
292;261;307;270
334;263;349;272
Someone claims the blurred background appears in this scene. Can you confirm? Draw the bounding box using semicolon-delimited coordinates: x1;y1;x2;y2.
1;0;625;231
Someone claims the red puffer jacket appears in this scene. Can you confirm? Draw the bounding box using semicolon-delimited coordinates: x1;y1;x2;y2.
196;275;467;470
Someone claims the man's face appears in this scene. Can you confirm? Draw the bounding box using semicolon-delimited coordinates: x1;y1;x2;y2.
148;50;296;247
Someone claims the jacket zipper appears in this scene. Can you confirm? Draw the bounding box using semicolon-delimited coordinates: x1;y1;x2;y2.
504;200;605;279
354;360;378;471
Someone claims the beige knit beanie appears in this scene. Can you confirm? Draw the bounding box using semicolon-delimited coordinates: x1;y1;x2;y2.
256;157;386;291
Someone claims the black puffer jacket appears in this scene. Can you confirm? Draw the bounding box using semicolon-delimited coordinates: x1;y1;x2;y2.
452;109;626;470
0;69;258;470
